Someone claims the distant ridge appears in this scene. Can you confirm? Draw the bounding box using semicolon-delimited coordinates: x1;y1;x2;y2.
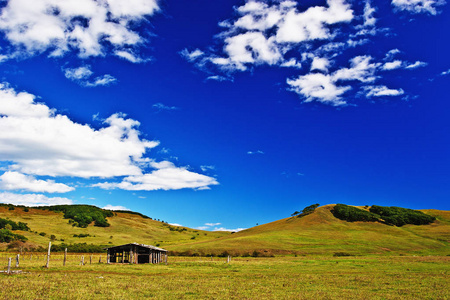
0;204;448;256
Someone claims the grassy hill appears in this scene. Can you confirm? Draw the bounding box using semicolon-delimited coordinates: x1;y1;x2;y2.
167;205;450;256
0;205;229;251
0;204;448;256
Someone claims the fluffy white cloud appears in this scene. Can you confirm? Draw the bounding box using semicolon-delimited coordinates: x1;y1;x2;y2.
213;227;246;232
288;52;425;105
195;226;209;230
184;0;431;106
0;192;73;206
287;73;350;106
311;57;330;72
64;66;93;80
205;222;221;226
193;0;353;72
332;56;379;82
0;84;218;192
405;61;427;69
392;0;446;15
364;85;404;97
103;204;130;211
382;60;403;70
0;171;74;193
63;66;117;87
275;0;353;43
0;83;156;177
0;0;159;61
93;161;219;191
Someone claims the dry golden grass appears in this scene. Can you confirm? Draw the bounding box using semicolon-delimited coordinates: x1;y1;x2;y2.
0;205;448;257
0;254;448;299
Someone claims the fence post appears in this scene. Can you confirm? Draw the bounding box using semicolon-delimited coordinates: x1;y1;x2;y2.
15;254;19;267
63;248;67;266
7;257;11;274
99;255;102;263
80;256;84;266
45;242;51;268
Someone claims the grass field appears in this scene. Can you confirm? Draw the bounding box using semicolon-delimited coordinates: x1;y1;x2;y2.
0;206;229;251
0;254;448;299
1;205;448;257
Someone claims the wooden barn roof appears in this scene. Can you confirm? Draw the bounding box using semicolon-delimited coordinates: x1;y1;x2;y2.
105;242;168;252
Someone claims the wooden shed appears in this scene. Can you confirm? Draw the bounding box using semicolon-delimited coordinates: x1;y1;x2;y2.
105;243;168;264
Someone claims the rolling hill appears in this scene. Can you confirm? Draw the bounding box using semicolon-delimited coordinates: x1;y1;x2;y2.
0;204;448;256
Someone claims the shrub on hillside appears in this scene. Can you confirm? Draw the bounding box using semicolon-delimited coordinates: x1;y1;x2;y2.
331;204;379;222
0;228;27;243
0;218;30;231
292;203;320;218
36;205;114;228
369;205;436;226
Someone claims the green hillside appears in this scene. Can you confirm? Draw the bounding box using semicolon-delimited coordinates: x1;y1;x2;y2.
0;205;229;251
168;205;450;256
0;204;448;256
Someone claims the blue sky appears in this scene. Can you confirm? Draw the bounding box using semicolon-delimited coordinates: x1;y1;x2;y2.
0;0;449;231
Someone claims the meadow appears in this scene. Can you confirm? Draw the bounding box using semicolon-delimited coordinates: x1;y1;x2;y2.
0;253;449;299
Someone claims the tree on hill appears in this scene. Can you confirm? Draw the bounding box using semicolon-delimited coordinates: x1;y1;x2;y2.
292;203;320;218
331;204;436;226
35;205;114;228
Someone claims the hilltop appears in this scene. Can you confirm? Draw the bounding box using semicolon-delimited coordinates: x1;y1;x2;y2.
0;204;229;252
167;204;449;256
0;204;448;256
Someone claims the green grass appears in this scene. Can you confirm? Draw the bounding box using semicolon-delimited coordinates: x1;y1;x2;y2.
0;254;448;299
0;206;229;250
169;205;450;256
1;205;448;257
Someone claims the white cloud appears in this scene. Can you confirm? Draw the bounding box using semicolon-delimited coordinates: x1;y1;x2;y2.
311;57;330;72
170;223;183;227
93;161;219;191
213;227;246;232
64;66;93;80
200;165;215;172
0;84;218;192
287;73;350;106
332;56;379;82
280;58;302;69
0;171;74;193
63;65;117;87
185;0;429;106
441;69;450;76
364;85;405;97
85;74;117;87
0;0;159;61
287;54;414;105
205;222;221;226
152;103;179;111
275;0;353;43
382;60;403;70
196;226;209;230
382;60;427;70
391;0;446;15
405;61;427;69
0;192;73;206
103;204;130;211
180;49;205;62
186;0;354;73
247;150;264;155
